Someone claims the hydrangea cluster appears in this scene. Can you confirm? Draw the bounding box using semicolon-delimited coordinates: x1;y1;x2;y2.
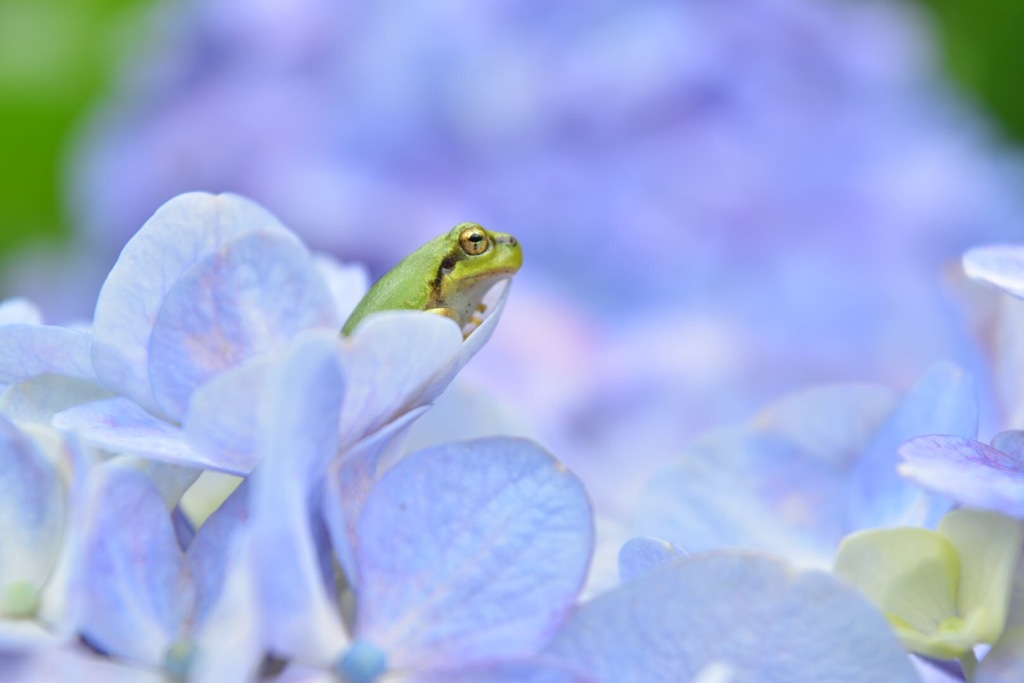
4;1;1024;681
0;191;973;682
14;0;1017;455
14;0;1023;538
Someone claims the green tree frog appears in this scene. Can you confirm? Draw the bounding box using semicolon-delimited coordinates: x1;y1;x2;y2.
341;223;523;337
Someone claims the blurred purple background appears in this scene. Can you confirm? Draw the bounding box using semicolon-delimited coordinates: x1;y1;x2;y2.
9;0;1024;509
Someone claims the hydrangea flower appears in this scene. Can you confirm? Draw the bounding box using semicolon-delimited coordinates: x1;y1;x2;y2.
3;3;1024;676
15;0;1016;511
0;192;339;471
71;459;257;680
0;192;504;480
36;315;910;683
0;190;531;682
629;361;977;568
244;337;595;679
28;333;346;682
36;325;590;682
210;334;921;683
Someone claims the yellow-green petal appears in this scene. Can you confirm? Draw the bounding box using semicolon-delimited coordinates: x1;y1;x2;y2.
834;527;966;657
939;508;1024;645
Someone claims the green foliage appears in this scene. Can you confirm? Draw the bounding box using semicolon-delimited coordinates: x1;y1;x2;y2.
0;0;152;255
916;0;1024;141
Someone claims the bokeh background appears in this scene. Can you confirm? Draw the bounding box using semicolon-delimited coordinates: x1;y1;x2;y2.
2;0;1023;513
5;1;1024;251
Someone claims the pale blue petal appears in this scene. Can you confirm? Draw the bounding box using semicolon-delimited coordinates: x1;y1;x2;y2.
338;313;461;446
324;407;429;583
848;361;976;530
964;244;1024;299
183;355;275;475
0;326;97;385
91;192;292;415
78;464;194;666
35;434;91;635
632;429;846;567
109;457;201;511
53;398;239;472
173;507;194;550
899;435;1024;518
409;662;586;683
0;375;111;425
148;229;338;421
354;438;593;670
313;254;369;323
187;481;249;625
458;282;511;369
545;553;919;683
0;645;166;683
0;299;42;326
401;377;530;454
0;416;64;593
751;382;897;468
618;537;687;584
249;335;348;665
255;334;346;481
189;532;267;683
182;330;346;477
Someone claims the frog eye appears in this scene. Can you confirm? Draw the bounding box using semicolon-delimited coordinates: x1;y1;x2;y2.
459;226;490;256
